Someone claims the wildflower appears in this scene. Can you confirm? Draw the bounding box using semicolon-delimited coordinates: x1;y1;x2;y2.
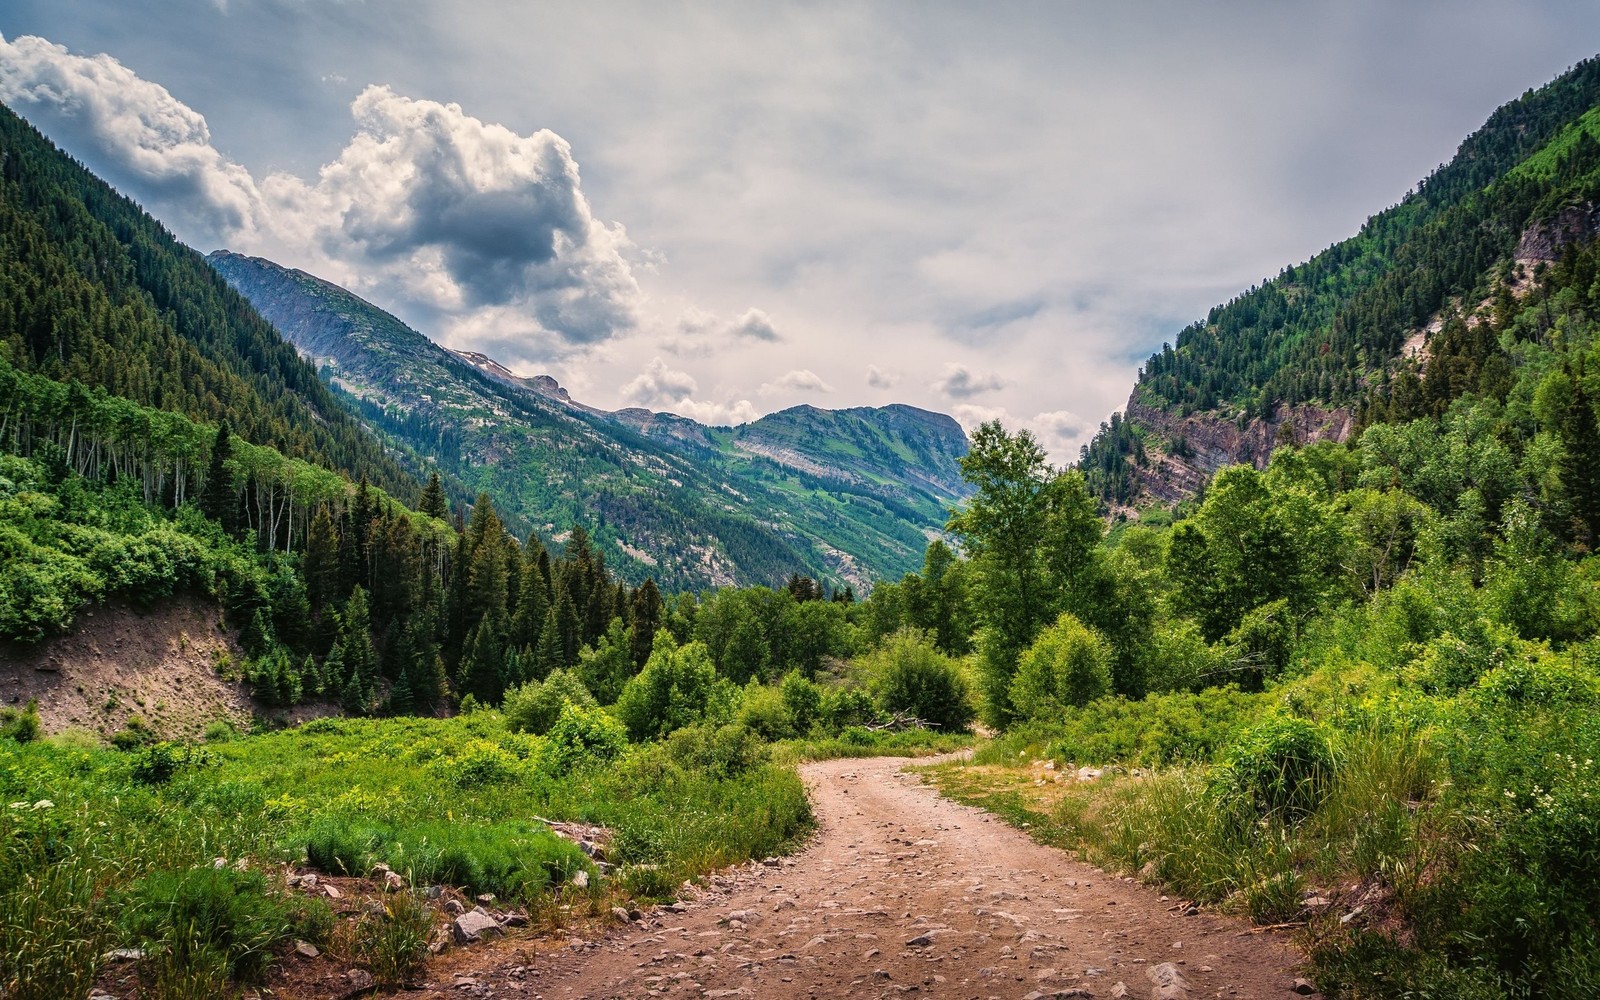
31;800;53;810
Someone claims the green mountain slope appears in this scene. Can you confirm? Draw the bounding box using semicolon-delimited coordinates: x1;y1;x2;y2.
206;251;971;590
1080;55;1600;506
0;103;416;500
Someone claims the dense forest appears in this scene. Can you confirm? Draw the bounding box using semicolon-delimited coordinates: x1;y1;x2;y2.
1080;55;1600;506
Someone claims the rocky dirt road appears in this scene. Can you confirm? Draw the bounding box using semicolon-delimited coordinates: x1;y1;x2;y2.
433;756;1313;999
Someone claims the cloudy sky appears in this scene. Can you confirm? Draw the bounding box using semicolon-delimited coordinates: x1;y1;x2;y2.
4;3;1600;460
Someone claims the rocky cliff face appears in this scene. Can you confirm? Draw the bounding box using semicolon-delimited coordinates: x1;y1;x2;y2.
1517;202;1600;262
1127;399;1355;504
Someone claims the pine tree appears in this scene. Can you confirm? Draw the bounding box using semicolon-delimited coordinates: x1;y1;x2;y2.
201;421;235;530
629;579;663;669
536;605;564;678
418;471;449;519
303;508;339;611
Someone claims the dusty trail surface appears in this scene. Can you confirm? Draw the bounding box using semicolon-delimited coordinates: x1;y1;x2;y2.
438;756;1310;999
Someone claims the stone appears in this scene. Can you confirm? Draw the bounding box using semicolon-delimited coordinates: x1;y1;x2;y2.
613;906;635;922
1291;979;1317;995
294;940;321;958
905;933;935;947
300;873;319;888
477;893;497;905
347;968;374;990
503;912;530;927
453;909;504;945
384;870;406;892
103;947;145;962
1147;961;1190;999
572;869;590;889
444;899;466;915
324;883;342;899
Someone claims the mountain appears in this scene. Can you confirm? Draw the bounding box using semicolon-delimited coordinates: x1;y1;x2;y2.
0;102;417;500
206;251;971;591
1080;56;1600;507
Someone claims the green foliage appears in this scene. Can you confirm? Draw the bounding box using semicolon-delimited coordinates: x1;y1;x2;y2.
0;699;40;743
353;888;433;989
1213;717;1336;823
860;628;974;732
1010;613;1114;719
541;701;627;773
119;866;321;982
503;669;598;736
615;633;733;741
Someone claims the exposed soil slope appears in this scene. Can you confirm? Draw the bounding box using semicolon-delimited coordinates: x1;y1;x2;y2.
433;756;1311;999
0;596;253;739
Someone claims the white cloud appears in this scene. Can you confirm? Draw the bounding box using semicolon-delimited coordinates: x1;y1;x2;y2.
932;363;1006;399
950;404;1090;465
866;365;898;388
0;33;263;243
728;308;780;342
761;369;832;395
663;396;759;426
0;36;640;364
621;357;698;406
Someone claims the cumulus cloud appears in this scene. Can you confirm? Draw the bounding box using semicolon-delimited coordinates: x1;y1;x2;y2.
950;404;1090;464
761;369;833;395
728;308;780;342
0;34;640;363
932;363;1006;399
618;359;757;424
621;357;698;406
0;33;263;243
866;365;898;389
664;306;781;356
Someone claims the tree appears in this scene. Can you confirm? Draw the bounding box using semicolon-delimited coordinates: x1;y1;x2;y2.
1009;613;1113;720
629;579;663;669
862;629;974;732
947;421;1102;725
200;421;235;530
614;633;728;741
418;471;449;520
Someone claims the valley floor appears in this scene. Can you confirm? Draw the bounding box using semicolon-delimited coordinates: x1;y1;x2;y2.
435;756;1309;999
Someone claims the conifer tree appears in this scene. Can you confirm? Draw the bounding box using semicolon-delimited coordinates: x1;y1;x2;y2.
418;471;449;519
200;421;235;529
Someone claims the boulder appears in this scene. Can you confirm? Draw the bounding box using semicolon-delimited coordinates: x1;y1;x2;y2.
452;909;504;945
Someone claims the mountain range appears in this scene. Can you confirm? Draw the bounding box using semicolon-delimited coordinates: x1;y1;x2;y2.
206;251;971;591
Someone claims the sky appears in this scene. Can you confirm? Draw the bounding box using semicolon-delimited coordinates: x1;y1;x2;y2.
4;3;1600;461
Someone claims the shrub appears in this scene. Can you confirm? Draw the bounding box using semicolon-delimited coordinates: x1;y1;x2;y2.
821;687;876;731
615;633;732;741
542;702;627;773
503;669;598;736
110;716;156;750
862;629;974;732
131;741;212;785
119;866;322;982
353;888;433;988
436;740;519;788
0;699;40;743
1010;614;1113;720
1221;598;1294;687
1214;716;1335;822
735;682;794;741
662;723;768;778
780;672;823;734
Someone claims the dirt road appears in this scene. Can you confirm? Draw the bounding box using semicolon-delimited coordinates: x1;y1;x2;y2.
436;756;1311;999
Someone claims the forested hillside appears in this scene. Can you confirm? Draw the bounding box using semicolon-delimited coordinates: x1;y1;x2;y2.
0;104;418;502
208;251;970;591
1081;55;1600;506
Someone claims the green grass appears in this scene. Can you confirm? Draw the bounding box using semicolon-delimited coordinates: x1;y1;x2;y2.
0;711;812;995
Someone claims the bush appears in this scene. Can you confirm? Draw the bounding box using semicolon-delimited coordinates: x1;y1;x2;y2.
120;866;323;982
735;682;794;741
1010;614;1113;720
615;633;732;741
780;672;823;734
353;888;433;988
542;702;627;773
503;669;598;736
131;741;213;785
662;723;768;778
0;700;40;743
1214;716;1335;822
861;629;974;732
820;687;876;731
